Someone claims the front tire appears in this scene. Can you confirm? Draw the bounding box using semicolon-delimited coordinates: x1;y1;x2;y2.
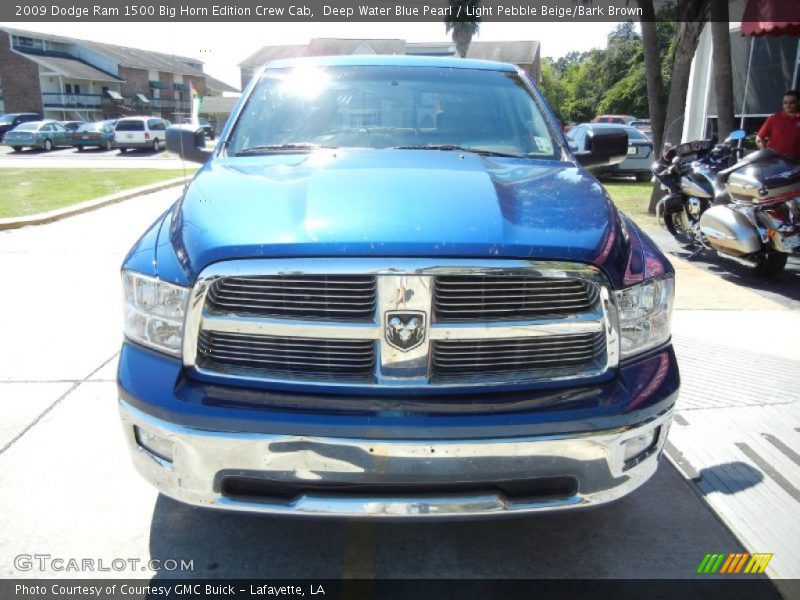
102;140;111;151
43;139;52;152
754;248;788;276
11;146;22;152
118;147;127;154
77;146;84;152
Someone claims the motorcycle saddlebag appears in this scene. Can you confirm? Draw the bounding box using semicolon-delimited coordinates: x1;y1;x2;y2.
699;205;761;256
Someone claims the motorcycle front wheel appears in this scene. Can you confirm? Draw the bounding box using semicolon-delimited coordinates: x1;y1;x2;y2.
664;210;695;249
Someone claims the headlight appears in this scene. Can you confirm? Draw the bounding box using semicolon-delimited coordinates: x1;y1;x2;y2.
615;275;674;359
122;271;189;356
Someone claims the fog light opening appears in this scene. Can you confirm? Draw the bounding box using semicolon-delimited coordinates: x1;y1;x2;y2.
623;426;660;465
134;425;175;463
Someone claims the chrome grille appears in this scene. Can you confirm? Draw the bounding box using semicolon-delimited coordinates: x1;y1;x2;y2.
187;259;617;389
197;331;376;382
434;276;599;321
432;333;607;381
206;275;377;321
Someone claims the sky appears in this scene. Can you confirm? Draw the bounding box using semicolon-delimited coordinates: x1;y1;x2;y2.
10;21;621;90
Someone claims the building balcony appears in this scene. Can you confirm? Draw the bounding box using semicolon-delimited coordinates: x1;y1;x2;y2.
42;93;103;109
151;98;191;111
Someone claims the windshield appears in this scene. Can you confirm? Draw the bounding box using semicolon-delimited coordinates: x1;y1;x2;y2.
0;115;17;125
228;65;559;159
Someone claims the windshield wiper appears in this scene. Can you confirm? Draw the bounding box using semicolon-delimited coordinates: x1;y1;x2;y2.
235;143;336;156
393;144;527;158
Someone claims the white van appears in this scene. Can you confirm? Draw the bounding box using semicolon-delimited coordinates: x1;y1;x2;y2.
115;117;169;152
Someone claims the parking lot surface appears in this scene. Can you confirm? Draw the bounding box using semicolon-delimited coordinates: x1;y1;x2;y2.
0;189;794;592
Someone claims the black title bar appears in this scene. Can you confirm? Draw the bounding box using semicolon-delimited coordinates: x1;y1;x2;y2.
4;0;796;23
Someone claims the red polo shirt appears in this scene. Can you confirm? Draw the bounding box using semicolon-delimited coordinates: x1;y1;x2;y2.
757;111;800;159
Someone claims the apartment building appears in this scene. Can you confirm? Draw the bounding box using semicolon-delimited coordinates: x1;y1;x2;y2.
0;27;237;122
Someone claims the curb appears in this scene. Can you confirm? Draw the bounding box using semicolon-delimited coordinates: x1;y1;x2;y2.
0;177;187;231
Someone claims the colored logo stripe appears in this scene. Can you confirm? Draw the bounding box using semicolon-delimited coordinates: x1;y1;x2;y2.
697;553;772;574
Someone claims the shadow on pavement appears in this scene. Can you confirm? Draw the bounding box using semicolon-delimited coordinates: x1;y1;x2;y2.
696;462;764;495
147;462;774;580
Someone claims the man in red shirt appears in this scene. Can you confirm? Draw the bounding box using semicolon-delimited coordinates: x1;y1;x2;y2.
756;90;800;159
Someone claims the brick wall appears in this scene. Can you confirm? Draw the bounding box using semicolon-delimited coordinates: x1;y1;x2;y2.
119;66;149;99
0;31;43;114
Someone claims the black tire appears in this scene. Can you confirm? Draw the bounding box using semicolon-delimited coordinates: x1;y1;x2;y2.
77;146;84;152
43;139;52;152
663;210;695;248
152;138;160;151
11;146;22;152
635;173;651;183
753;249;788;276
102;140;111;151
118;148;127;154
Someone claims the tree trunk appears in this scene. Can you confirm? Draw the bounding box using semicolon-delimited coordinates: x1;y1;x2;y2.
639;0;665;166
648;18;708;212
453;28;472;58
711;0;736;140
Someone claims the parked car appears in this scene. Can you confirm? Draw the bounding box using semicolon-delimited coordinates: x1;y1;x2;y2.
180;117;215;140
114;117;169;152
0;112;42;141
119;56;678;518
593;115;638;125
58;120;85;132
2;120;72;151
567;123;654;181
630;119;652;138
71;120;118;151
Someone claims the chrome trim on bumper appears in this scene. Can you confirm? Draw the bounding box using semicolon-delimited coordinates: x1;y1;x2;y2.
120;400;672;518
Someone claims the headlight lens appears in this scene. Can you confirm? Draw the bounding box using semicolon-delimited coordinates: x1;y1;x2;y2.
122;271;189;356
615;275;674;359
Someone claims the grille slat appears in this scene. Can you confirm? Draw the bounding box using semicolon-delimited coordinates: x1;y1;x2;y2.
434;276;598;321
197;331;375;382
207;275;377;321
432;333;605;379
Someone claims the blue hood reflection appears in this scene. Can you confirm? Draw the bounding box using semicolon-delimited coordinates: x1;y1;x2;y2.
170;149;632;285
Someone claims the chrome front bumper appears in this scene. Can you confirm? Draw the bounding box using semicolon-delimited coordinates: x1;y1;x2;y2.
120;400;672;518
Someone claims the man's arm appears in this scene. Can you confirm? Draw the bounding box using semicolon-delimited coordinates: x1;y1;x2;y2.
756;115;772;149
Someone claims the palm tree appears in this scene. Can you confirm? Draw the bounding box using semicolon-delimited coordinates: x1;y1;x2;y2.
445;0;481;58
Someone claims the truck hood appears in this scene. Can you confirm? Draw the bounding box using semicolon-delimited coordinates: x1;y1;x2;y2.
169;149;633;284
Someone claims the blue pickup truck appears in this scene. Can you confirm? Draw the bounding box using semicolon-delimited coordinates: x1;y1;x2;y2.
118;56;678;518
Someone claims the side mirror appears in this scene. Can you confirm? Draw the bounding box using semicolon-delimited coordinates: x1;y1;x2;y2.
574;129;628;169
167;124;212;164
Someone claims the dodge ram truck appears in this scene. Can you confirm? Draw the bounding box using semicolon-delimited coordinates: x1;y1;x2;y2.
118;55;678;517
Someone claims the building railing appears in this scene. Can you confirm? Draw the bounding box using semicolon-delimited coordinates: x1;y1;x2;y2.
42;93;103;108
151;98;190;111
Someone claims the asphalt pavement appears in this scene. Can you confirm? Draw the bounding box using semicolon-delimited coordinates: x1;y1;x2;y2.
0;143;195;169
0;188;794;593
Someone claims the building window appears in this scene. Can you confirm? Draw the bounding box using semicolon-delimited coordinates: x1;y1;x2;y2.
74;84;80;94
65;84;72;94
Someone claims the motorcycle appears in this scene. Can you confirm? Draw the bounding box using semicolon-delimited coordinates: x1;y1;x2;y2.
653;130;800;276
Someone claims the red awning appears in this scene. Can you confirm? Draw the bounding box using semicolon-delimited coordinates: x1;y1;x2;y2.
741;0;800;36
